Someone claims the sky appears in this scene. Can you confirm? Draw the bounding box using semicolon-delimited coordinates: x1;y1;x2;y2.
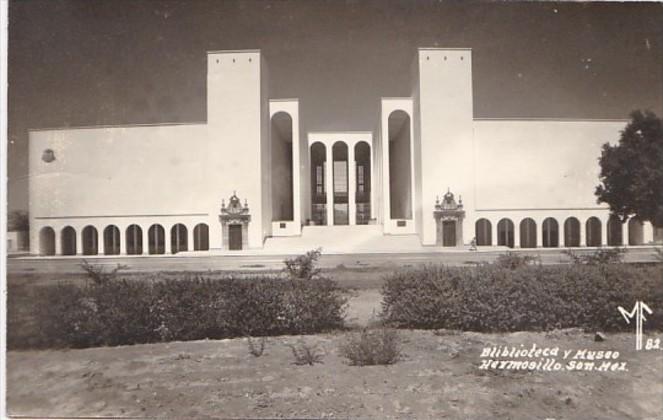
7;0;663;211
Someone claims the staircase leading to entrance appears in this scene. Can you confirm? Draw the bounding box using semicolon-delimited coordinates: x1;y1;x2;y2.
262;225;424;254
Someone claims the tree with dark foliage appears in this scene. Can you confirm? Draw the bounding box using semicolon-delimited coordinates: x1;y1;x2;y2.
595;110;663;228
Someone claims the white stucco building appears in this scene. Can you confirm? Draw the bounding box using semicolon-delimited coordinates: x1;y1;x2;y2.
28;48;662;256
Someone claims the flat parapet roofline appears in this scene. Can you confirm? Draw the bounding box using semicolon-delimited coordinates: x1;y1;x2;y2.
207;49;261;54
418;47;472;51
474;117;629;123
270;98;299;103
28;121;207;133
308;130;373;135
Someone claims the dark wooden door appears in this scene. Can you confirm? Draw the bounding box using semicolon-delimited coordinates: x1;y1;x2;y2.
443;221;456;247
229;225;243;250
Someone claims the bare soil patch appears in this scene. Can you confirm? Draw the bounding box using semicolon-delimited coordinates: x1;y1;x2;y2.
7;330;662;419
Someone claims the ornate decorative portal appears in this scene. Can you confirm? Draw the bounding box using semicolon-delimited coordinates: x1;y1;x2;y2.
434;189;466;247
219;192;251;250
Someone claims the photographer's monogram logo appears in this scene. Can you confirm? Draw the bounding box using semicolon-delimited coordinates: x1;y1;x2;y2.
618;301;652;350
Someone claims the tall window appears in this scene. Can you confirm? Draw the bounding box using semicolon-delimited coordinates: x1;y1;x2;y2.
316;165;324;195
357;165;365;193
333;161;348;194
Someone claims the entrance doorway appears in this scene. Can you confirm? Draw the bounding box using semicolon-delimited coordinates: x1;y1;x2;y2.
229;225;243;250
442;221;456;247
434;190;465;247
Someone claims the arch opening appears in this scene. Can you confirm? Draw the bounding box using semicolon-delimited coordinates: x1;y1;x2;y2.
497;218;514;248
654;226;663;244
61;226;77;256
388;110;412;220
607;215;623;246
39;227;55;256
310;142;327;225
628;218;644;245
193;223;209;251
520;218;537;248
82;225;98;255
104;225;121;255
171;224;188;254
332;141;349;225
148;224;165;255
126;224;143;255
271;112;294;222
355;141;371;225
475;219;492;246
564;217;580;247
542;218;559;248
586;217;602;247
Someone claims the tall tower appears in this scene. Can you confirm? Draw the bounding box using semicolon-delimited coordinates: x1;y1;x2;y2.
414;48;474;245
205;50;270;248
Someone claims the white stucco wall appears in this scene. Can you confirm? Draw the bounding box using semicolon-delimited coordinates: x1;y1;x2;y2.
28;123;212;253
29;50;268;254
473;119;625;210
29;123;208;217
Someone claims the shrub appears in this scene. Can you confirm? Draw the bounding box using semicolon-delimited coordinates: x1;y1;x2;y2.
283;248;322;280
339;327;401;366
21;273;347;349
381;263;663;332
33;279;159;348
563;247;626;265
288;340;325;365
10;253;349;349
494;252;539;270
278;277;348;334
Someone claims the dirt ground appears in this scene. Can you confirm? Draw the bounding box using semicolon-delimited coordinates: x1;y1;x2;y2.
7;329;663;419
7;263;663;418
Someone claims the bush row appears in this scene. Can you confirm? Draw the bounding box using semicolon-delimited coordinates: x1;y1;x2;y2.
26;275;347;349
381;263;663;332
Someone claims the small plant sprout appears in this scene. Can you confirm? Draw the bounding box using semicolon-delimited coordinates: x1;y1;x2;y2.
80;260;129;285
283;248;323;280
246;335;266;357
288;340;324;365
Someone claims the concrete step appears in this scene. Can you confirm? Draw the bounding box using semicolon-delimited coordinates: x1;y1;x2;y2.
263;224;423;254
